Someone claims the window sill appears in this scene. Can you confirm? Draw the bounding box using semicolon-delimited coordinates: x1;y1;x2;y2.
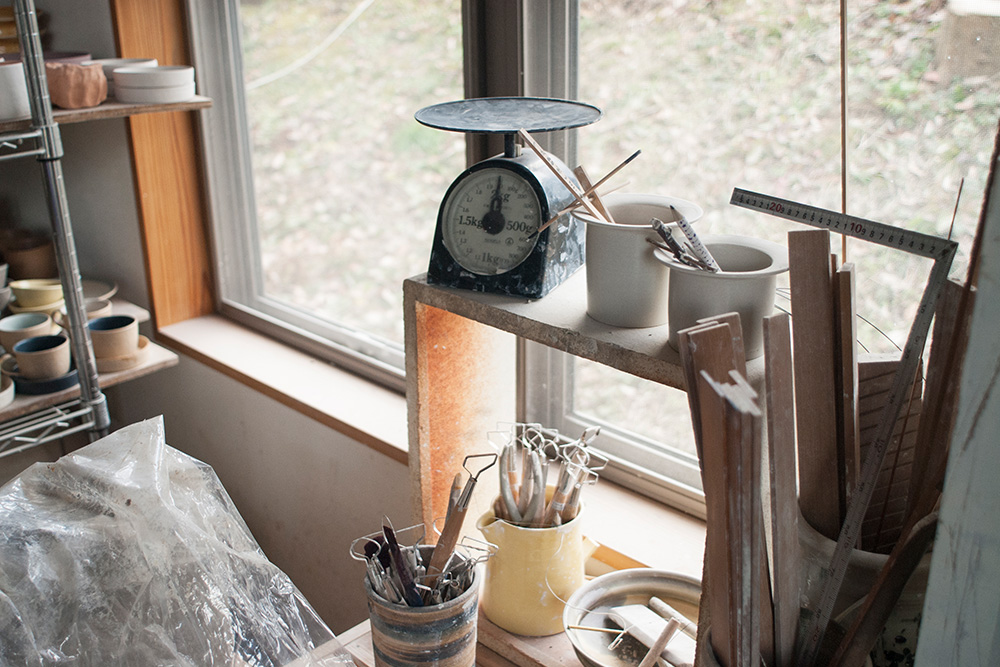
158;314;705;577
158;314;408;464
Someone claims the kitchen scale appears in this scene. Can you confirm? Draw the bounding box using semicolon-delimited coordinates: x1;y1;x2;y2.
415;97;602;298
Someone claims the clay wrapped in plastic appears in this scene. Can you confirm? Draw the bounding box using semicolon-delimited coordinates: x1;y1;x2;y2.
0;416;355;666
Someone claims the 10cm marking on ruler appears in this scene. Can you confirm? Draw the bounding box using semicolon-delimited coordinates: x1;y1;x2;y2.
731;188;952;261
730;187;958;667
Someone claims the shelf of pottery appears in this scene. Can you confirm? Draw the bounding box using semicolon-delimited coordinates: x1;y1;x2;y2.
0;0;186;458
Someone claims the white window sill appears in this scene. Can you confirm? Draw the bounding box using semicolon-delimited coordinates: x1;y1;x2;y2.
158;314;705;579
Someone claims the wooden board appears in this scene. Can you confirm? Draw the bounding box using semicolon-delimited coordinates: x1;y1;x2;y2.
763;312;799;667
834;264;860;513
857;354;923;552
788;229;841;539
907;278;974;522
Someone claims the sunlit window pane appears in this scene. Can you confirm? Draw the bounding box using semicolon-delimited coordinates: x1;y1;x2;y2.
239;1;464;347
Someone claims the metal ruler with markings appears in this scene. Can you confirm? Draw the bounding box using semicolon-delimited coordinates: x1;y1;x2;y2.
730;188;958;666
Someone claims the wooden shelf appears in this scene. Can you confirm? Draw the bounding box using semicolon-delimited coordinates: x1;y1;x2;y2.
404;271;762;390
0;95;212;133
0;338;178;422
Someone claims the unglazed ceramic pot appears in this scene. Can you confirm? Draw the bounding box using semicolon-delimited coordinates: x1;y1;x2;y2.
45;61;107;109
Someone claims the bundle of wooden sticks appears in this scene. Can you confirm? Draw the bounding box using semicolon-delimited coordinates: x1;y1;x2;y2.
679;224;979;667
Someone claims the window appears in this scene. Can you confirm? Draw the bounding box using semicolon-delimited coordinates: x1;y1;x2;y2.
525;0;998;514
191;1;997;515
189;0;465;391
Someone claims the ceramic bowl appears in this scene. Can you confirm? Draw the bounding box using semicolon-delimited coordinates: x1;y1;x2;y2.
0;59;30;121
654;234;789;360
114;81;195;104
9;278;63;308
0;286;11;313
573;193;703;328
113;65;193;88
88;57;157;95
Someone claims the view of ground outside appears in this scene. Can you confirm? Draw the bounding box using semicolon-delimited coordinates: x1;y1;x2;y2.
239;0;998;459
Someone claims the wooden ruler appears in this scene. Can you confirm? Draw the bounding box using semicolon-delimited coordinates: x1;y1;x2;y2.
730;188;958;666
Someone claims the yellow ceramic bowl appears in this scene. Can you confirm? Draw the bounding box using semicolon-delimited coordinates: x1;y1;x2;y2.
9;278;63;308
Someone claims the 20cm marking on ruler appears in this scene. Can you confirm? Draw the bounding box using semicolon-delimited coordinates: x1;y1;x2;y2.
730;187;958;667
731;188;952;261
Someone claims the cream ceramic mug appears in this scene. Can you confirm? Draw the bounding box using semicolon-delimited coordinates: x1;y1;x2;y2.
87;314;138;358
0;312;54;351
11;334;71;380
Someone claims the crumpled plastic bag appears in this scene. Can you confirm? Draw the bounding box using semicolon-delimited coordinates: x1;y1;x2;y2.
0;416;356;667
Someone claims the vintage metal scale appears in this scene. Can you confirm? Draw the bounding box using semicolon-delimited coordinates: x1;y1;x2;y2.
415;97;602;298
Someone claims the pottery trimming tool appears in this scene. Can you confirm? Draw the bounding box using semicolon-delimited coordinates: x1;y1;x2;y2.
730;187;957;666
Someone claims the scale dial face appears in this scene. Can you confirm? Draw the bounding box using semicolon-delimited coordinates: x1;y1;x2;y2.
440;166;542;276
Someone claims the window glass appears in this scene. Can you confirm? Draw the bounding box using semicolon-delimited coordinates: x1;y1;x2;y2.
237;0;464;357
567;0;997;493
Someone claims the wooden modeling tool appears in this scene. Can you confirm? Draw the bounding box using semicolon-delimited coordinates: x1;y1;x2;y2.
533;151;640;234
517;128;606;223
426;452;496;591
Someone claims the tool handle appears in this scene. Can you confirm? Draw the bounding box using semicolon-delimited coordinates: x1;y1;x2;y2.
425;504;468;588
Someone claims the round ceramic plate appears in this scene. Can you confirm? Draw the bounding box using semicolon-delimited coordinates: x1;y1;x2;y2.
96;335;150;373
563;569;702;667
82;279;118;301
9;298;64;316
2;358;79;395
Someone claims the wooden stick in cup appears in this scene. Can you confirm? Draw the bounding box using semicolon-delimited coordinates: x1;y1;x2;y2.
517;128;607;224
533;150;640;234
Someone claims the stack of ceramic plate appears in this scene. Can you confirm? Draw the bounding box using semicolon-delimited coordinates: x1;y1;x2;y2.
89;57;158;97
113;65;195;104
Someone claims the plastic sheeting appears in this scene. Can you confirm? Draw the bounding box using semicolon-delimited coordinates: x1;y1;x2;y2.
0;416;356;667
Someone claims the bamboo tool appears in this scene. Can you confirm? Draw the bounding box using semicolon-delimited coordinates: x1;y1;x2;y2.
730;188;958;667
762;312;799;667
608;604;695;667
517;128;608;224
531;150;641;236
573;166;614;221
648;219;717;272
648;596;698;639
426;452;497;591
787;227;842;540
638;619;682;667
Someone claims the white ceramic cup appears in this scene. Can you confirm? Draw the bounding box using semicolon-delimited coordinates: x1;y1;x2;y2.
0;60;31;121
88;314;139;359
11;334;71;380
575;193;704;328
0;312;54;351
